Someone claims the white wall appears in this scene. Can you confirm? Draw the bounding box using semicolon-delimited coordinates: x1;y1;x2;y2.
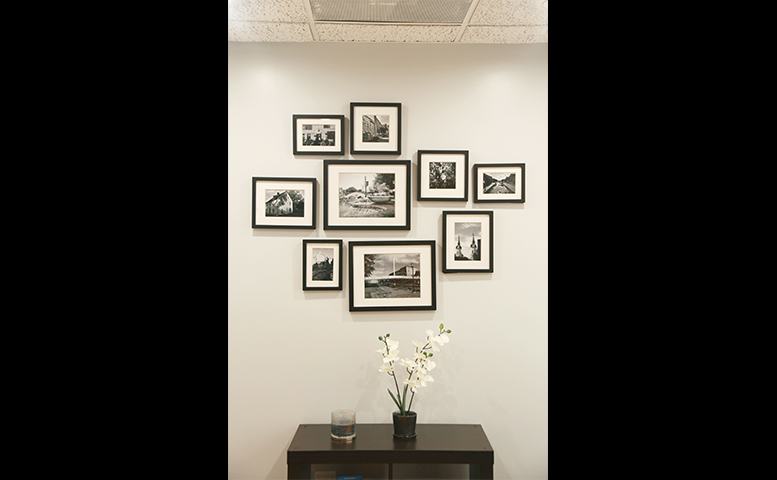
229;42;547;480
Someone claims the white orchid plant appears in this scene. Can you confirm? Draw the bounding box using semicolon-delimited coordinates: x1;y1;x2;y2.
376;323;452;416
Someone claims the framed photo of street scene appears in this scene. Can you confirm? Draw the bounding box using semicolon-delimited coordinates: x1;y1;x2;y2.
302;239;343;290
350;102;401;155
442;210;494;273
252;177;316;229
348;240;437;312
473;163;525;203
292;114;345;155
323;160;411;230
417;150;469;201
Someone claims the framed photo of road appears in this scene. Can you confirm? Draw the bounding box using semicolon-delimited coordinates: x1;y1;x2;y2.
473;163;525;203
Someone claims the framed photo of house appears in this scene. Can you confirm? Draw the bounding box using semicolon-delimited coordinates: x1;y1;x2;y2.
323;160;411;230
292;114;345;155
348;240;437;312
302;239;343;290
417;150;469;201
442;210;494;273
252;177;316;229
473;163;525;203
350;102;401;155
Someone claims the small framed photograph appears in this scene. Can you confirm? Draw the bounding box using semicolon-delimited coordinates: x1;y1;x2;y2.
323;160;411;230
442;210;494;273
292;114;345;155
417;150;469;201
252;177;316;229
350;102;401;155
302;239;343;290
348;240;437;312
473;163;525;203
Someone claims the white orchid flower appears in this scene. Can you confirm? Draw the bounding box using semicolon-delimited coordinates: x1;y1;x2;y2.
386;339;399;351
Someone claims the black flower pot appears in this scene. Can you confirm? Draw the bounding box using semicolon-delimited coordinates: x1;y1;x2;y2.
392;411;417;439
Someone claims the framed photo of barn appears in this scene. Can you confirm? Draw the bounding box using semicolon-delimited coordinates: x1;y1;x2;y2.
348;240;437;312
292;114;345;156
473;163;525;203
350;102;401;155
442;210;494;273
417;150;469;201
302;239;343;290
252;177;316;229
323;160;411;230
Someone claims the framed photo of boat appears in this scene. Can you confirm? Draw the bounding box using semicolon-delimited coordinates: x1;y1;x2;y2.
417;150;469;201
323;160;411;230
441;210;494;273
348;240;437;312
350;102;401;155
292;114;345;156
252;177;316;229
473;163;525;203
302;239;343;290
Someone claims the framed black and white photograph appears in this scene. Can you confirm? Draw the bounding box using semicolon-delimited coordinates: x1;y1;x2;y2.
349;240;436;311
442;211;494;273
252;177;316;229
323;160;410;230
292;114;345;155
417;150;469;201
302;239;343;290
350;102;401;155
473;163;525;203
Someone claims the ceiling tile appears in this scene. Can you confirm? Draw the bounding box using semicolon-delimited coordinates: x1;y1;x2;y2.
228;21;313;42
469;0;547;26
317;24;459;43
228;0;309;23
460;25;547;43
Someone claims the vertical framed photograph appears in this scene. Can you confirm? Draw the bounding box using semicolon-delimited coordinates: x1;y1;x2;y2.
442;211;494;273
473;163;525;203
292;114;345;155
350;102;401;155
302;239;343;290
323;160;411;230
348;240;437;311
252;177;316;229
417;150;469;201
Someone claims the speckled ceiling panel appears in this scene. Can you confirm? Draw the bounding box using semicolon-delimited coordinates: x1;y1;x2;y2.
469;0;547;26
228;21;313;42
228;0;309;23
317;24;459;43
460;25;547;43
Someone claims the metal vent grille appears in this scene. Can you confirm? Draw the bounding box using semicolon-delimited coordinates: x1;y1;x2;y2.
309;0;474;24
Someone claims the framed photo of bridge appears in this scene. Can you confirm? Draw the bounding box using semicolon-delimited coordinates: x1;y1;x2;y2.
473;163;525;203
348;240;437;312
323;160;411;230
442;210;494;273
350;102;401;155
252;177;316;229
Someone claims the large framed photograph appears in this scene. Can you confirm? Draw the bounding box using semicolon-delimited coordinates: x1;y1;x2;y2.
417;150;469;201
302;239;343;290
442;210;494;273
349;240;437;312
292;114;345;155
252;177;316;229
323;160;411;230
473;163;525;203
350;102;401;155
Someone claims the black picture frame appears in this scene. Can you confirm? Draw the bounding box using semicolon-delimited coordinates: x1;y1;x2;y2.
417;150;469;201
350;102;402;155
292;114;345;156
302;239;343;291
473;163;526;203
251;177;317;229
323;159;411;230
348;240;437;312
441;210;494;273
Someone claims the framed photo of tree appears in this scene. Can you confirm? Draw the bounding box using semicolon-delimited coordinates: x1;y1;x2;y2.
302;239;343;290
417;150;468;201
292;114;345;156
252;177;316;229
473;163;525;203
350;102;401;155
441;210;494;273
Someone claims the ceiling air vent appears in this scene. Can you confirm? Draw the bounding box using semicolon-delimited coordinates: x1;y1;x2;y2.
309;0;474;24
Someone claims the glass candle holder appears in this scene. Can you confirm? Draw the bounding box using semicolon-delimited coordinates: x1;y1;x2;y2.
330;409;356;441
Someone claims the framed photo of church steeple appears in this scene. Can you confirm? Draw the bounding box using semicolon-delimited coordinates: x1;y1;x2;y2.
441;211;494;273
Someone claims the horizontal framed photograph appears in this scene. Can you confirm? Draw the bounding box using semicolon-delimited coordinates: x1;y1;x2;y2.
417;150;469;201
473;163;525;203
292;114;345;155
302;239;343;290
349;240;437;312
442;210;494;273
252;177;316;229
350;102;401;155
323;160;411;230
